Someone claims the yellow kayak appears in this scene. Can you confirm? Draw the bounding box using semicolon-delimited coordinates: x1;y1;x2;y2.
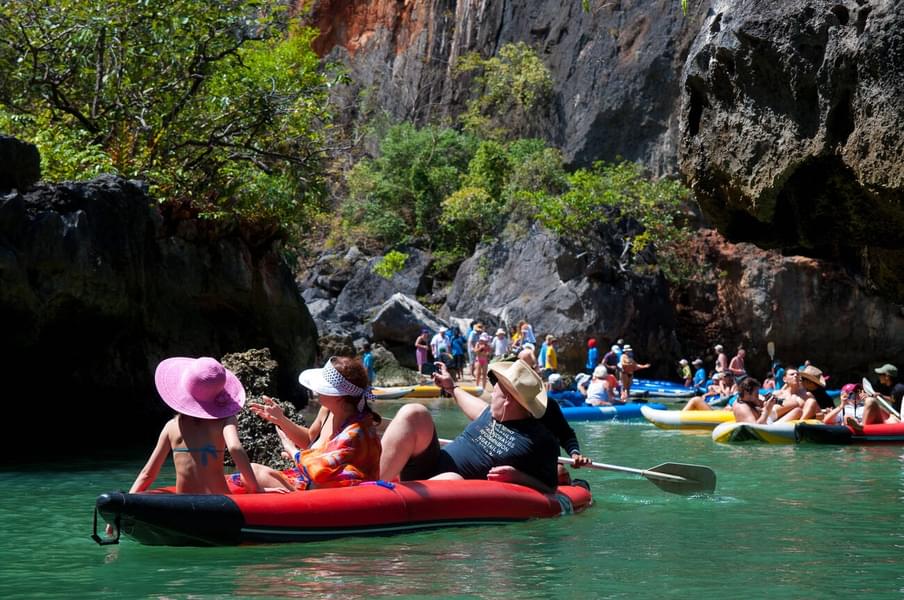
711;420;822;444
640;405;734;430
372;385;484;399
403;384;484;398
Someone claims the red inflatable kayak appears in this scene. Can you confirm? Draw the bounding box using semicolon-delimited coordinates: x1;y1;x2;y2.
94;479;592;546
796;421;904;444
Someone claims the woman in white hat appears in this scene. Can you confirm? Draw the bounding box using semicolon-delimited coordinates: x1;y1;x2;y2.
248;356;382;491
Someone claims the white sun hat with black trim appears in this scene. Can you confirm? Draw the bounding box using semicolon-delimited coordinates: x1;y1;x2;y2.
298;357;374;407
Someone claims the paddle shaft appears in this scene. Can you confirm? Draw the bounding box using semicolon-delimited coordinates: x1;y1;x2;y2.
439;438;715;494
559;457;685;483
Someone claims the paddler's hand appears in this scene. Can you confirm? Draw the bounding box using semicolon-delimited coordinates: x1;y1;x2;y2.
570;452;591;468
486;465;521;483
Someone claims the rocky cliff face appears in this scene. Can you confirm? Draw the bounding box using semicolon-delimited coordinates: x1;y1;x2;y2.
442;224;682;375
305;0;904;378
672;229;904;382
0;159;317;457
308;0;702;173
679;0;904;301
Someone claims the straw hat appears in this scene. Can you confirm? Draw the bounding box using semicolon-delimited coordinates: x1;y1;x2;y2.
155;357;246;419
487;360;548;418
799;365;827;387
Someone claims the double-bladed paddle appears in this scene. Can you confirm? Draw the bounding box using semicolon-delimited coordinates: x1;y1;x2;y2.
862;377;901;419
438;438;716;496
767;341;775;362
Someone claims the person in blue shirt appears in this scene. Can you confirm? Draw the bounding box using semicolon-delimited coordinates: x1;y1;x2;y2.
692;358;707;389
772;361;785;390
585;338;598;372
362;342;376;384
450;328;467;380
537;339;548;374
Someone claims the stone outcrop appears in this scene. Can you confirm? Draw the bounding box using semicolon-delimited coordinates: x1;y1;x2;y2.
0;174;317;456
442;224;681;376
679;0;904;302
0;135;41;192
300;245;432;337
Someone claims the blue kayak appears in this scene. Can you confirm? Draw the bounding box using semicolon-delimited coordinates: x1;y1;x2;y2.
630;379;699;398
561;402;668;421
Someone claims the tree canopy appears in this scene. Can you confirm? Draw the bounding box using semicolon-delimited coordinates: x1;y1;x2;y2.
0;0;332;232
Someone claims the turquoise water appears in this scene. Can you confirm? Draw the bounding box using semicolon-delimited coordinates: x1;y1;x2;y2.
3;400;904;598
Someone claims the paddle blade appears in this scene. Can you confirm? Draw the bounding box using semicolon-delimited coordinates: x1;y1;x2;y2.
646;463;716;495
861;377;875;396
767;341;775;361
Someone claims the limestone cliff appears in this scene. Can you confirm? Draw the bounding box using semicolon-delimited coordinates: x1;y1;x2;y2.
0;166;317;457
307;0;702;173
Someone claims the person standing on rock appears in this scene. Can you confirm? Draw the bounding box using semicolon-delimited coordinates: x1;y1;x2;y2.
714;344;728;374
467;323;483;378
542;335;558;379
362;342;376;384
450;328;467;381
415;328;430;375
619;344;650;400
585;338;599;373
729;347;747;378
430;327;448;362
492;328;510;360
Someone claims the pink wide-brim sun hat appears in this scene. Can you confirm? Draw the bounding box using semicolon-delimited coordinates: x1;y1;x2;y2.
155;357;246;419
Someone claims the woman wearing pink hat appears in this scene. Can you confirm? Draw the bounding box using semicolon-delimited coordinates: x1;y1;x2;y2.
247;356;382;491
121;357;263;496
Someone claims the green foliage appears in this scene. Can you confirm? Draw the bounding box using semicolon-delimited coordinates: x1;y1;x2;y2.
342;123;476;245
455;42;553;140
0;0;331;233
372;250;409;280
440;186;500;248
532;161;698;282
461;140;509;200
340;119;570;262
0;110;116;180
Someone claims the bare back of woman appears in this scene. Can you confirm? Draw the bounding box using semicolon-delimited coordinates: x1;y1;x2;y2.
170;414;233;494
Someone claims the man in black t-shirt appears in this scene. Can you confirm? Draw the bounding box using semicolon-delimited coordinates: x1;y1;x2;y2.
380;359;560;492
